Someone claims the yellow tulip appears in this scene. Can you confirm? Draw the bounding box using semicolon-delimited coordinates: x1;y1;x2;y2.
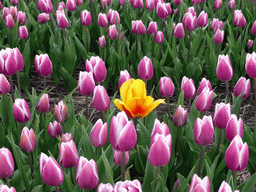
113;79;165;118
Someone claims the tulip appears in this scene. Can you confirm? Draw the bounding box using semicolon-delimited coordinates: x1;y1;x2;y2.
76;0;83;6
78;71;95;96
247;40;254;48
147;21;158;35
113;149;129;166
0;48;17;76
66;0;76;12
173;0;182;5
56;10;69;29
5;14;15;28
216;55;233;81
194;116;214;146
10;6;17;19
174;23;185;39
101;0;107;9
54;100;69;123
197;11;208;28
119;31;125;41
191;0;200;5
183;12;197;31
2;8;10;20
11;0;19;5
86;56;107;83
225;135;249;171
61;133;73;142
0;185;16;192
131;20;146;35
119;0;125;5
213;29;224;44
59;140;79;168
19;127;37;153
98;13;108;27
218;181;233;192
226;114;243;142
118;70;131;90
48;121;62;138
233;77;250;99
156;31;164;44
173;105;188;127
108;24;118;40
97;183;114;192
37;13;50;24
251;20;256;35
173;9;178;15
40;152;64;186
145;0;155;10
211;18;223;32
92;85;110;112
98;36;106;48
13;98;31;123
151;119;170;138
138;56;154;80
195;87;213;112
114;79;165;118
228;0;236;10
110;111;137;151
189;174;210;192
198;77;212;94
17;11;26;25
0;74;10;94
35;54;52;77
181;76;196;100
90;119;107;148
213;102;231;129
213;0;222;10
18;26;29;39
76;157;99;189
80;10;91;26
37;0;53;13
57;2;65;11
246;52;256;78
233;10;246;27
12;48;24;72
37;93;50;113
114;180;142;191
0;148;14;178
107;9;120;25
156;2;170;19
159;76;175;98
186;7;196;16
129;0;143;9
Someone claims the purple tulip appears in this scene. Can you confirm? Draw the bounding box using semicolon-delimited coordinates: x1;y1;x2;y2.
198;77;212;95
80;10;91;26
37;93;50;113
13;98;31;123
245;52;256;78
213;0;222;10
194;116;214;146
108;24;118;40
228;0;236;10
5;14;15;28
114;180;142;191
61;133;73;142
173;0;182;5
145;0;155;10
17;11;26;25
0;185;16;192
173;105;188;127
195;87;213;112
0;74;10;94
213;29;224;44
48;121;62;138
98;13;108;27
92;85;110;111
66;0;76;12
147;21;158;35
97;183;114;192
18;26;29;39
156;31;164;44
59;140;79;168
138;56;154;80
174;23;185;39
0;148;15;178
35;53;52;77
20;127;37;153
189;174;210;192
90;119;107;148
56;10;69;29
37;13;50;24
247;40;254;48
129;0;143;9
54;100;69;123
213;102;231;129
183;12;197;31
159;76;175;97
211;18;223;32
181;76;196;100
197;11;208;28
78;71;95;96
107;9;120;25
37;0;53;13
86;56;107;83
233;10;246;27
216;55;233;82
226;114;243;142
98;36;106;48
151;118;170;138
10;6;17;19
233;77;250;99
113;149;129;166
131;20;146;35
118;70;131;90
156;2;170;19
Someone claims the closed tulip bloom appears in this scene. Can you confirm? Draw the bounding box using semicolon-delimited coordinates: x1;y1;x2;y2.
90;119;107;148
10;6;17;19
198;77;212;94
40;153;64;186
98;36;106;48
101;0;107;10
159;76;175;97
194;116;214;146
61;133;73;142
98;13;108;27
195;87;213;112
251;21;256;35
226;114;243;142
173;105;188;127
108;24;118;40
181;76;196;99
183;12;197;31
213;29;224;44
76;0;83;6
2;8;10;20
247;40;254;48
35;54;52;76
246;52;256;78
189;174;210;192
54;100;69;123
174;23;185;39
37;0;53;13
13;98;31;123
0;48;17;76
19;127;37;153
145;0;155;10
233;10;246;27
10;48;23;72
211;18;223;32
0;74;10;94
173;0;182;5
174;9;178;15
92;85;110;111
48;121;62;138
5;14;15;28
80;10;91;26
97;183;114;192
78;71;95;96
138;56;154;80
132;20;146;35
86;56;107;83
18;26;29;39
37;93;50;113
66;0;76;12
233;77;250;99
213;0;222;10
186;7;196;16
57;2;65;11
118;70;131;90
225;135;249;171
110;111;137;151
151;119;170;138
156;31;164;44
191;0;200;5
11;0;19;5
56;10;69;29
218;181;233;192
107;9;120;25
216;55;233;81
119;31;125;41
113;149;129;166
228;0;236;10
0;148;14;178
17;11;26;25
0;185;16;192
197;11;208;28
129;0;143;9
59;140;79;168
37;13;50;24
76;157;99;189
114;180;142;192
156;2;170;19
119;0;125;5
147;21;158;35
213;102;231;129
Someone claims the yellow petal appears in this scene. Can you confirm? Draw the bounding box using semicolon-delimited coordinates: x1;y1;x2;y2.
113;99;125;111
142;98;165;118
120;79;134;102
128;79;146;98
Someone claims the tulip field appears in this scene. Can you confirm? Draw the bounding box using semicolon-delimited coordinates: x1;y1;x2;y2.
2;0;256;191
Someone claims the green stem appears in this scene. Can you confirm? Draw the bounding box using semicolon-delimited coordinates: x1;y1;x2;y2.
44;76;46;91
225;81;230;104
232;171;237;190
152;37;155;58
50;14;56;37
5;177;10;187
142;35;145;56
121;151;126;181
4;95;9;123
187;31;192;64
70;167;75;186
61;122;66;134
29;152;34;178
9;76;15;102
102;111;106;123
133;118;138;130
178;39;181;60
86;27;89;52
175;127;180;159
9;28;12;48
216;129;223;156
198;145;204;177
16;72;21;97
167;97;171;119
55;186;60;192
85;95;88;120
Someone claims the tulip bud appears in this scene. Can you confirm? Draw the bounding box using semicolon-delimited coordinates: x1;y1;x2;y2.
147;21;158;35
0;185;16;192
37;93;50;113
90;119;107;148
198;77;212;94
181;76;196;100
130;0;143;9
233;77;250;99
213;102;231;129
226;114;243;142
252;21;256;35
211;18;223;32
157;2;171;19
66;0;76;12
54;100;69;123
173;0;182;5
56;10;69;29
247;39;253;48
173;105;188;127
195;87;213;112
38;13;50;24
114;180;142;191
80;10;91;26
17;11;26;25
98;13;108;27
5;14;15;28
189;174;210;192
218;181;233;192
119;31;125;41
119;0;125;5
228;0;236;10
98;36;106;48
197;11;208;28
76;157;99;189
132;20;146;35
11;0;19;5
92;85;110;112
145;0;155;10
213;29;224;44
18;26;29;39
173;9;178;15
86;56;107;83
151;119;170;138
40;153;64;186
57;1;65;11
76;0;83;6
0;74;10;94
216;54;233;81
191;0;200;5
20;127;37;153
118;70;131;90
107;9;120;25
194;116;214;146
183;12;197;31
61;133;73;142
138;56;154;80
246;52;256;78
110;111;137;151
59;140;79;168
159;76;175;97
35;54;53;77
10;6;17;19
37;0;53;13
2;8;10;20
174;23;185;39
13;98;31;123
172;179;181;192
186;7;196;16
225;135;249;171
101;0;107;9
113;149;129;166
78;71;95;96
108;24;118;40
233;10;246;27
213;0;222;10
155;31;164;44
48;121;62;138
0;48;17;76
0;147;15;178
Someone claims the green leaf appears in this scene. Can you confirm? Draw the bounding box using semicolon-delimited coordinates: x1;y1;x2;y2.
231;93;243;116
60;67;78;92
176;166;195;192
142;160;156;191
240;172;256;192
101;148;114;186
60;173;75;192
